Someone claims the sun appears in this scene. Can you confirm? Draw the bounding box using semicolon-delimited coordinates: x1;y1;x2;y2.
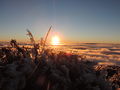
51;36;60;45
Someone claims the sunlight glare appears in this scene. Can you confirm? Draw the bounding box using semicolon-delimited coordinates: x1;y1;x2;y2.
51;36;60;45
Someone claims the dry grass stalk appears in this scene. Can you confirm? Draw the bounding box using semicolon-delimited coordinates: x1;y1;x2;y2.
41;26;52;54
26;29;35;45
44;26;52;46
28;26;52;79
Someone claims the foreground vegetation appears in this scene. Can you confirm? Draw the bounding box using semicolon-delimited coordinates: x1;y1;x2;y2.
0;30;120;90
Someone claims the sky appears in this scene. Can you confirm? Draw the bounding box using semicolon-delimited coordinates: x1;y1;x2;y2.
0;0;120;43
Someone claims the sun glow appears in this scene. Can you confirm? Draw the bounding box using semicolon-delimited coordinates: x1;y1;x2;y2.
51;36;60;45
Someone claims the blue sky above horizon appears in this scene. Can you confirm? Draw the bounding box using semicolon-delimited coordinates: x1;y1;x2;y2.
0;0;120;43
